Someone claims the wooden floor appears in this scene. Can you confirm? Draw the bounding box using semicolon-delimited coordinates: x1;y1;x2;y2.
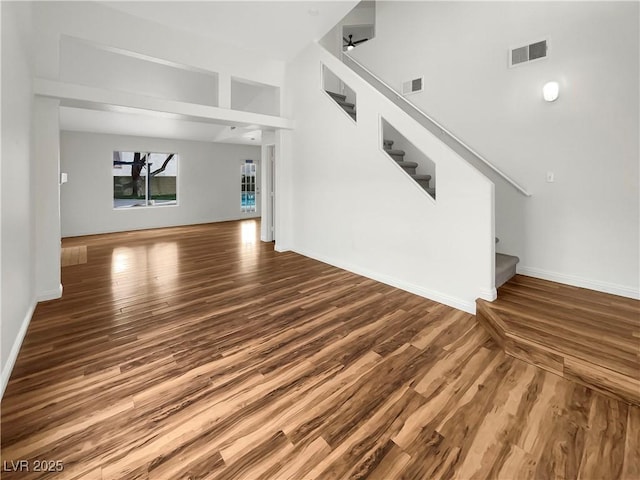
2;221;638;479
477;275;640;405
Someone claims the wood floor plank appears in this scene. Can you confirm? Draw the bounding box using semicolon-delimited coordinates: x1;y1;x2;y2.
0;221;633;479
622;406;640;479
477;274;640;405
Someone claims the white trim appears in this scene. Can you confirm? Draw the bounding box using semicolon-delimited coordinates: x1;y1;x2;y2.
478;287;497;302
1;301;36;399
293;246;476;314
274;243;290;253
37;283;63;302
517;266;640;300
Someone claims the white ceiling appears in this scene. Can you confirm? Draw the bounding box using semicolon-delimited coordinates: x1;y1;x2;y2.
102;1;359;62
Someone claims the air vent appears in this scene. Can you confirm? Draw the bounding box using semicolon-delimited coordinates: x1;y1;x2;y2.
509;39;548;67
402;77;423;95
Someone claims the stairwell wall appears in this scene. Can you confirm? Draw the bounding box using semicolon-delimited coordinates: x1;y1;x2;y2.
350;1;640;298
282;43;495;313
1;1;36;397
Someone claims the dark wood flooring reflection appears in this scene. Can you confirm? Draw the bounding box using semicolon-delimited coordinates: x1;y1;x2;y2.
1;221;638;479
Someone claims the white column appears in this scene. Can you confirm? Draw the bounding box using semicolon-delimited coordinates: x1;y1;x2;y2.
34;97;62;300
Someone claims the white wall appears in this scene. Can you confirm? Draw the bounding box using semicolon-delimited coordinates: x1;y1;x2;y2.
351;1;640;298
33;1;285;87
60;132;260;237
320;1;375;57
231;78;280;116
59;37;219;106
1;1;36;396
283;43;495;313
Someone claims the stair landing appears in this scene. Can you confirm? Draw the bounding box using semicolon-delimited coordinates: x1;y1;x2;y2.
477;275;640;404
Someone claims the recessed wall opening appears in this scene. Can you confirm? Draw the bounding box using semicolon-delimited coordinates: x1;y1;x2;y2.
230;77;280;116
381;118;437;200
342;24;374;52
321;64;357;121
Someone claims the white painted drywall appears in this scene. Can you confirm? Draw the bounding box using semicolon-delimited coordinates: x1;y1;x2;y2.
283;43;495;312
34;97;62;301
59;37;219;106
351;1;640;297
320;1;375;57
60;132;261;237
33;1;285;88
1;1;36;396
231;78;280;116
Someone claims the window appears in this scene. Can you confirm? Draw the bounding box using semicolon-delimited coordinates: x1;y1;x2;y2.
241;162;256;212
113;151;178;208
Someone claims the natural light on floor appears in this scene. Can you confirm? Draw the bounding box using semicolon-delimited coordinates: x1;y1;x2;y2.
241;220;257;245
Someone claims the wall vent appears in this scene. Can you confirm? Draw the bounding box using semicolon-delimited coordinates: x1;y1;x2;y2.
509;39;548;67
402;77;423;95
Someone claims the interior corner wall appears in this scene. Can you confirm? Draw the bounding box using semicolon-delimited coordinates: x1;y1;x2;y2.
351;1;640;297
60;132;261;237
1;0;36;395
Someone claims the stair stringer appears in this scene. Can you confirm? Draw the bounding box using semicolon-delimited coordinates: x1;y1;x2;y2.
282;42;497;313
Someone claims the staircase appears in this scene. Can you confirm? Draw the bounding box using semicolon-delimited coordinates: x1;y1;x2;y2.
326;90;356;120
382;139;435;198
495;253;519;288
327;89;435;197
326;88;521;289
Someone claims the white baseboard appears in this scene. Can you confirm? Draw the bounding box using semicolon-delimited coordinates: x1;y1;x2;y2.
274;243;290;253
517;266;640;300
478;287;497;302
1;300;36;399
36;283;63;302
292;246;477;314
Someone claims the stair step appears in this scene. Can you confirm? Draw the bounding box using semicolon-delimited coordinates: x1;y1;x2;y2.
397;161;417;175
383;139;394;149
326;90;347;102
495;253;519;288
411;174;432;186
396;160;418;169
335;99;355;109
426;187;436;198
384;148;405;156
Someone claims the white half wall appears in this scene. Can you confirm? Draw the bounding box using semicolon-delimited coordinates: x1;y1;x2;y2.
59;37;219;107
60;132;261;237
283;44;495;313
351;1;640;298
1;1;36;397
33;1;285;87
